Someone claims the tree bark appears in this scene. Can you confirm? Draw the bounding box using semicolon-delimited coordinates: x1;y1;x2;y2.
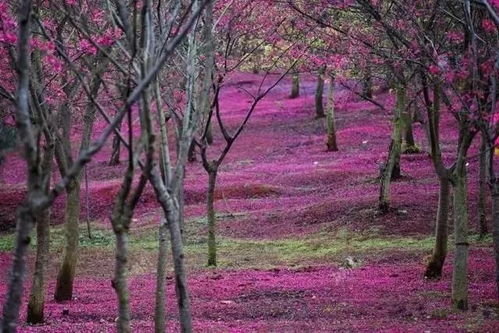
167;205;192;332
207;168;218;266
109;131;121;166
379;85;404;212
326;75;338;152
205;124;214;145
492;184;499;298
362;70;373;99
26;208;50;324
424;176;451;278
478;134;488;239
451;171;469;310
290;73;300;99
315;67;325;118
54;180;81;301
187;141;196;162
402;106;418;153
154;219;169;333
114;230;131;332
27;144;53;324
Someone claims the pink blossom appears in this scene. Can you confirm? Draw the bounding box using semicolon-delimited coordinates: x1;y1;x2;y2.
482;18;496;33
428;64;440;75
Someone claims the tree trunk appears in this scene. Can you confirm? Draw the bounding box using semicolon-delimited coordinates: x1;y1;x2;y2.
27;143;53;324
27;211;50;326
362;71;373;99
178;168;186;237
2;3;37;330
205;123;214;145
326;75;338;152
424;176;451;278
154;219;169;333
315;67;325;118
402;106;418;153
167;206;192;332
207;169;217;266
2;209;36;332
478;135;488;239
451;172;469;310
379;86;404;212
187;141;196;162
26;208;50;324
492;184;499;298
391;149;401;180
54;180;81;301
109;131;121;166
290;73;300;99
114;230;131;332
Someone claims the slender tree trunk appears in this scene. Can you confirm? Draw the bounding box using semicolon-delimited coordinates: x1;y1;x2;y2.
492;184;499;298
178;168;186;237
478;135;488;239
2;2;37;330
425;176;451;278
27;208;50;324
379;86;404;212
362;70;373;99
187;141;196;162
26;142;53;324
207;169;217;266
451;171;469;310
326;75;338;152
109;132;121;166
114;230;131;332
290;73;300;99
391;148;401;180
154;219;169;333
54;180;81;301
205;124;214;145
2;209;36;332
315;67;325;118
166;206;192;332
402;106;418;153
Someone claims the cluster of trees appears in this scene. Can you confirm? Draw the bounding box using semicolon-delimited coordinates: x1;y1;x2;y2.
0;0;497;332
288;0;498;310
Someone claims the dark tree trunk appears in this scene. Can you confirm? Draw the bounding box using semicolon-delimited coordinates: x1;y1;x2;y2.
109;132;121;166
451;171;469;310
478;135;488;239
424;176;451;278
26;142;53;324
54;180;81;301
27;210;50;324
315;67;325;118
391;151;401;180
362;71;373;99
492;184;499;299
187;141;197;162
207;169;217;266
205;123;214;145
290;73;300;99
326;74;338;152
402;106;419;153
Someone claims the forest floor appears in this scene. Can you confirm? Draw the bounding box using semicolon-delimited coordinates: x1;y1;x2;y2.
0;73;498;332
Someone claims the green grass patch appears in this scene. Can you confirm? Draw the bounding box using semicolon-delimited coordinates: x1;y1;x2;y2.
183;230;438;269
